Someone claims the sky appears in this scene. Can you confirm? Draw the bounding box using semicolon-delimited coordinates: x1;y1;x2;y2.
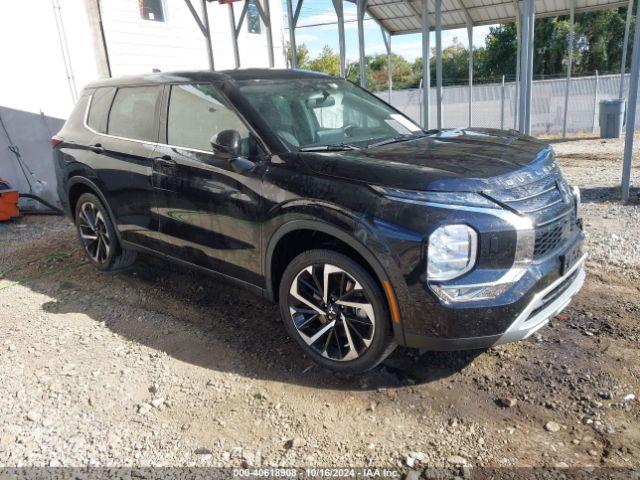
282;1;494;62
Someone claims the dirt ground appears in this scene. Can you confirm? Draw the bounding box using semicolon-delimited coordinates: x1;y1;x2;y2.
0;135;639;473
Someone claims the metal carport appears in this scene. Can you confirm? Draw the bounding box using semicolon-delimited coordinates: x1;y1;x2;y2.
187;0;638;203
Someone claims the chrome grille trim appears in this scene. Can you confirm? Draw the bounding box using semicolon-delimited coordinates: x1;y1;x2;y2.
484;171;577;259
536;209;574;228
521;197;563;214
514;184;556;201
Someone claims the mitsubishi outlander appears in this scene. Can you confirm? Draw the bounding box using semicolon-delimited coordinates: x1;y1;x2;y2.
53;69;586;374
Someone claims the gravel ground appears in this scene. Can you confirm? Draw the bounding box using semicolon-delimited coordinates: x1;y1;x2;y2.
548;134;640;279
0;135;639;474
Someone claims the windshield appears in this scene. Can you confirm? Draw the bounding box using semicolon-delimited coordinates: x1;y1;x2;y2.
237;78;423;150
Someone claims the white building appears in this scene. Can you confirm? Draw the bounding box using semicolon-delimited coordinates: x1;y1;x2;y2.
0;0;286;206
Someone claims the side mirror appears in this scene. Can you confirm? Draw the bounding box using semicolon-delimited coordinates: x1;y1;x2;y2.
211;129;241;158
211;129;256;174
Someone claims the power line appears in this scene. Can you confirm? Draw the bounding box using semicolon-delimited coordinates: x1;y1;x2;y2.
285;17;374;29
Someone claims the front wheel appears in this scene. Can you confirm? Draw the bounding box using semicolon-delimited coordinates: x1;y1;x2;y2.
279;250;396;374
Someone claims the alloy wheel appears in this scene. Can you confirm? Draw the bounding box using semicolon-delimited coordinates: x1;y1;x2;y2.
288;264;376;361
77;201;111;264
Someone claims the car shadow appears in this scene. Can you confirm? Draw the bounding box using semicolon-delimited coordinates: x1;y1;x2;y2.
544;135;602;144
579;185;640;204
5;229;482;391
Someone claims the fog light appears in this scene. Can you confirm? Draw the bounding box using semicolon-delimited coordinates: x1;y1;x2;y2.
427;224;477;281
430;283;512;303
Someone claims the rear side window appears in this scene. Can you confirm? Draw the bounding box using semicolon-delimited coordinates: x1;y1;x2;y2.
87;87;116;133
108;86;161;142
167;83;249;152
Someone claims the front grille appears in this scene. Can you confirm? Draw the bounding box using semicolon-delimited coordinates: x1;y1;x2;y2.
484;167;577;259
534;215;575;257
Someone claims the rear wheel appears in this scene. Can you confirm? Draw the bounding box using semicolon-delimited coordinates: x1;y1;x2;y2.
279;249;395;374
74;192;136;271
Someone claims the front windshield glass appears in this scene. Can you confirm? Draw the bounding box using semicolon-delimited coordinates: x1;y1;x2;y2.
237;78;423;150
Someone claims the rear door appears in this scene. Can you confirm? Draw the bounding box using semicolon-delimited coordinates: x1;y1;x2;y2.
90;85;162;248
151;82;266;285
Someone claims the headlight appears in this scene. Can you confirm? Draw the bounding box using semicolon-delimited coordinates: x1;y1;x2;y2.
427;224;478;281
371;186;498;209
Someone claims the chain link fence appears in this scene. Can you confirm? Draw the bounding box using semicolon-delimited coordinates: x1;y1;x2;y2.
379;73;637;136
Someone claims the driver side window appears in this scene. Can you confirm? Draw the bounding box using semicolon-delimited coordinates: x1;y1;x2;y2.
167;83;250;154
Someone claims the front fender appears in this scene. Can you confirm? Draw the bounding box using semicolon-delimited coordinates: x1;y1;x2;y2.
263;201;409;345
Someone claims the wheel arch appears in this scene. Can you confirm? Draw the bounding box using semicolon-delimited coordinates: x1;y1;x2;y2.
67;176;123;244
266;220;386;297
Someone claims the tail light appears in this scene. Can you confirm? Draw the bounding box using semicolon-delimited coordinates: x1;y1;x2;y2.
51;136;63;148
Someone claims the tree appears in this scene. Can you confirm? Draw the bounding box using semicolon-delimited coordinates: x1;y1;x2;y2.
478;24;518;79
285;43;310;69
367;53;415;90
306;46;341;77
477;6;634;80
577;8;633;74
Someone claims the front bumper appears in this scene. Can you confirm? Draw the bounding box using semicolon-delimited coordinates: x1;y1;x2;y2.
403;252;586;350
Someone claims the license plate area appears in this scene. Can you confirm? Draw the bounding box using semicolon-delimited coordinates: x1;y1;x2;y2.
560;243;582;275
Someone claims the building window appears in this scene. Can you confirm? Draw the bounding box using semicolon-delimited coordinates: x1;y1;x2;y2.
139;0;165;22
247;0;261;34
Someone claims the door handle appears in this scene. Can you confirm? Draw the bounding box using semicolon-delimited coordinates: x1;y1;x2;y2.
154;155;176;166
88;143;104;154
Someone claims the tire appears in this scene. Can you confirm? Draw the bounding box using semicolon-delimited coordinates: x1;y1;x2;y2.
279;249;396;374
74;192;137;272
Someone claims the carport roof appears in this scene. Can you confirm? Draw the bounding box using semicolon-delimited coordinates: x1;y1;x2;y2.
363;0;630;35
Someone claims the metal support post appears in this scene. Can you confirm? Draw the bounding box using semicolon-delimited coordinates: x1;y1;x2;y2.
381;28;392;102
435;0;443;129
501;75;506;130
525;0;535;135
201;0;214;70
621;0;640;203
562;0;575;138
467;22;473;127
620;0;633;98
184;0;215;70
513;0;520;129
592;70;599;133
421;0;430;129
332;0;346;77
229;3;240;68
263;0;274;67
517;0;530;133
286;0;297;68
357;0;367;87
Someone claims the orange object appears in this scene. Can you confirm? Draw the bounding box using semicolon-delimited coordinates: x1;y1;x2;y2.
0;189;19;221
383;279;401;324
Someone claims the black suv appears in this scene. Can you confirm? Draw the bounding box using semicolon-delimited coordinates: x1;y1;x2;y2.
54;69;586;373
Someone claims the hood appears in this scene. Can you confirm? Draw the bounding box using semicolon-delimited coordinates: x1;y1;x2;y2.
298;128;555;192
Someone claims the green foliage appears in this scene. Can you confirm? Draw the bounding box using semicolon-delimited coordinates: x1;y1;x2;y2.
286;6;634;91
307;46;341;76
286;43;310;68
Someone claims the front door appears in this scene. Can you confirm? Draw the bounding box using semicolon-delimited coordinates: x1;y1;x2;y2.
152;82;266;286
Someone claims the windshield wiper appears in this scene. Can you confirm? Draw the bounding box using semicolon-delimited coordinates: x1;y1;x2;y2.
299;143;361;152
367;132;428;149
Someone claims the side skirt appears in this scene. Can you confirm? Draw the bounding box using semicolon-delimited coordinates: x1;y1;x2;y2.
120;240;269;300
